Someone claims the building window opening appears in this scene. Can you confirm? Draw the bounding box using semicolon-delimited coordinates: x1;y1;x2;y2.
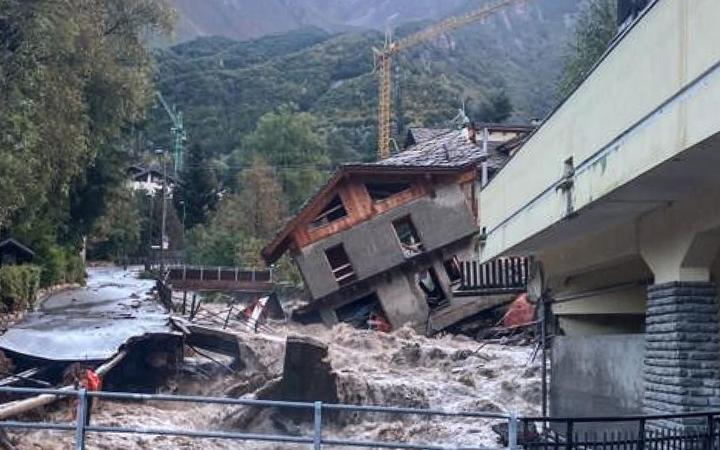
325;244;356;286
366;181;411;201
393;217;424;257
335;293;391;332
418;267;447;310
310;195;347;229
444;257;462;284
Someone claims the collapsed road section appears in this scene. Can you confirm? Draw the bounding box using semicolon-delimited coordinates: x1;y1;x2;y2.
0;266;171;362
0;266;182;404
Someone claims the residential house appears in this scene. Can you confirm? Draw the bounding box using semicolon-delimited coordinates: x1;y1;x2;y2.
0;238;34;267
127;165;175;196
262;123;532;333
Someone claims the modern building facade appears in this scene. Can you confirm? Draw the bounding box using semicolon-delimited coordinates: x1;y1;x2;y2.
478;0;720;425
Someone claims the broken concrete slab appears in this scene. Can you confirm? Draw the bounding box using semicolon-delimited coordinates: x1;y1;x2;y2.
427;294;515;333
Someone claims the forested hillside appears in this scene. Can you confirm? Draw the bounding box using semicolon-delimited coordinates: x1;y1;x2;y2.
149;0;579;164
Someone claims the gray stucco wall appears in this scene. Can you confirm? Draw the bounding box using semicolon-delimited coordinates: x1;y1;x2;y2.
551;334;644;418
375;269;430;329
296;183;478;300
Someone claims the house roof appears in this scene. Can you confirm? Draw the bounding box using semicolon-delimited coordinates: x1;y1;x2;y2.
262;125;534;264
0;238;35;257
373;128;502;170
128;164;177;183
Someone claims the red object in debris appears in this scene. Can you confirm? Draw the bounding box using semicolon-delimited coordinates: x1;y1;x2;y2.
368;313;392;333
83;369;101;392
502;294;535;328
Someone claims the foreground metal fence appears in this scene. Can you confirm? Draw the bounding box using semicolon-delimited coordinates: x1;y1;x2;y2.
0;386;514;450
5;386;720;450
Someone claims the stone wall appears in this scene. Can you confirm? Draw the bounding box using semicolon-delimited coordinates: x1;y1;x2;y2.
644;282;720;424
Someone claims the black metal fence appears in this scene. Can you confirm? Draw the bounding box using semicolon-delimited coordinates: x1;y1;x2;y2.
459;257;529;292
521;412;720;450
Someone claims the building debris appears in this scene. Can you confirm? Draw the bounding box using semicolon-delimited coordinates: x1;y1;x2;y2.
0;350;126;421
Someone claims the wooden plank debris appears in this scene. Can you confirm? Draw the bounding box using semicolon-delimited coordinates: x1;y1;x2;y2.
0;350;127;420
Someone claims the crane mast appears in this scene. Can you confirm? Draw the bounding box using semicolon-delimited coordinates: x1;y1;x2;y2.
374;0;527;159
155;91;187;176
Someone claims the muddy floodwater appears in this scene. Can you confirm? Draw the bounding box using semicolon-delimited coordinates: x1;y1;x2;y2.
0;266;169;360
6;269;540;449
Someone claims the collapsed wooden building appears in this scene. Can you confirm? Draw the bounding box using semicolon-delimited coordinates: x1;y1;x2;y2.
262;123;533;333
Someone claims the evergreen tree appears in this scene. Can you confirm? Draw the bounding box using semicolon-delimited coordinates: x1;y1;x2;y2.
474;89;514;123
173;143;220;229
560;0;617;97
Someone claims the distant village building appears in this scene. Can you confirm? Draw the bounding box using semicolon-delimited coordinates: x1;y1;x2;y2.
0;238;34;267
126;165;176;196
262;123;532;333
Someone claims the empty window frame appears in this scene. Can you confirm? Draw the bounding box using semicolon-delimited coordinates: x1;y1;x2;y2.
393;216;424;257
310;195;348;229
443;256;462;284
417;267;448;309
365;181;412;202
325;244;356;286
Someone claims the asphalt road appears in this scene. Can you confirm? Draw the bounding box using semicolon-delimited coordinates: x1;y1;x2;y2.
0;266;170;361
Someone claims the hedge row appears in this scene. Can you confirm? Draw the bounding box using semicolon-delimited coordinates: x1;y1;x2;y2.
0;265;41;312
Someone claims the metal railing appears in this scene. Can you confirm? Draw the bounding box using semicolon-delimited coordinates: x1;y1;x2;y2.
167;265;274;284
0;386;513;450
459;257;529;293
4;386;720;449
521;412;720;450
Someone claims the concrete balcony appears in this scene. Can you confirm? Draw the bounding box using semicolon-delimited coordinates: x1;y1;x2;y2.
479;0;720;262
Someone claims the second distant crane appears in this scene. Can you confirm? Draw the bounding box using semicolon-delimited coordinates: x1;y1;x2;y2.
156;91;188;176
373;0;528;160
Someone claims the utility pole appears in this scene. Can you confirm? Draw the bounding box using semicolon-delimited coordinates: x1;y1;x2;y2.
156;148;168;278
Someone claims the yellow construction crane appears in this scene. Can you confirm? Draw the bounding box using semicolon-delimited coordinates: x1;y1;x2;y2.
374;0;528;159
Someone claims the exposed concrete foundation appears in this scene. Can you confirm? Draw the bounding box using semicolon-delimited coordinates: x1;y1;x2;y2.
644;282;720;426
552;334;644;422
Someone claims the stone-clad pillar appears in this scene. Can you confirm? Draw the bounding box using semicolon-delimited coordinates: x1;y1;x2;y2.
644;281;720;425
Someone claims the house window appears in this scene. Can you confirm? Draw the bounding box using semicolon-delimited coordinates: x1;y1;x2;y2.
366;181;411;202
393;217;424;257
325;244;356;286
443;256;462;284
310;195;347;229
417;267;448;310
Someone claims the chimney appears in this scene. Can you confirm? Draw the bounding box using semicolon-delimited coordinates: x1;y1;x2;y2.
466;122;477;144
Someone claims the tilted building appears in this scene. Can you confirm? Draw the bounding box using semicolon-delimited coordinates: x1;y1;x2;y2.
262;123;532;333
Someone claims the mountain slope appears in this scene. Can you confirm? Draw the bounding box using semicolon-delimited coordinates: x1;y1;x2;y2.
150;0;579;163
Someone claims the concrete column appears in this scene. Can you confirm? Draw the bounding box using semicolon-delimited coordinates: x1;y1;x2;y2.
644;281;720;426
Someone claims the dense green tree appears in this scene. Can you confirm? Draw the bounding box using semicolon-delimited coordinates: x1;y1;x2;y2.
473;89;514;123
239;105;330;211
88;188;143;261
560;0;617;97
173;143;220;229
0;0;174;283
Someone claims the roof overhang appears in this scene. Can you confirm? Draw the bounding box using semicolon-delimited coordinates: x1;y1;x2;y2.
261;163;476;264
